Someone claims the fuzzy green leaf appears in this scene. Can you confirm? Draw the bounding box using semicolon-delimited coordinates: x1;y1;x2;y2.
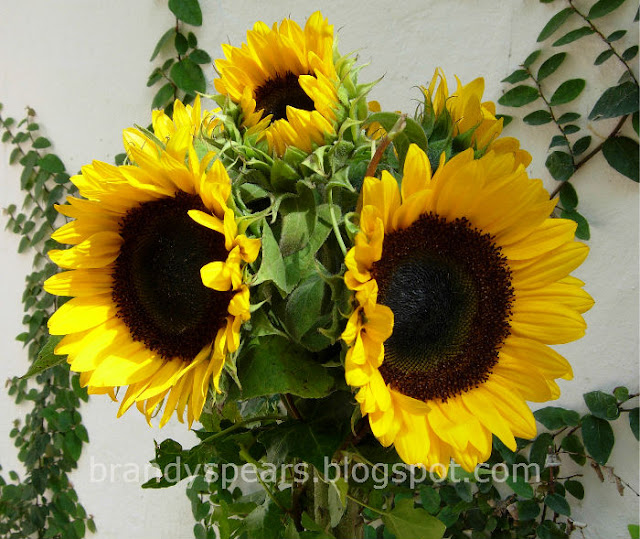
21;335;66;379
544;494;570;516
584;390;620;420
523;110;553;125
589;82;639;120
564;480;584;500
581;414;614;465
545;151;574;181
572;135;591;155
233;336;334;399
524;50;542;67
174;32;189;55
559;181;578;209
602;136;639;182
253;223;289;292
553;26;595;46
537;8;574;42
560;209;590;240
38;154;65;174
32;136;51;149
382;499;446;539
517;500;540;521
420;486;441;514
150;28;176;61
622;45;639;61
549;79;586;106
606;29;626;42
170;58;206;94
588;0;626;19
189;49;211;64
168;0;202;26
502;69;530;84
534;407;580;429
498;85;539;107
537;52;567;81
152;83;175;110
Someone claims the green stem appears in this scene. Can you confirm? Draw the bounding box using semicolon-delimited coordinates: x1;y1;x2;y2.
328;187;347;256
199;414;283;444
345;493;385;516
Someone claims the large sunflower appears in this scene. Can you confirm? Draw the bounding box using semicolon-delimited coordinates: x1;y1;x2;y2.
342;144;592;472
214;11;339;156
43;98;260;427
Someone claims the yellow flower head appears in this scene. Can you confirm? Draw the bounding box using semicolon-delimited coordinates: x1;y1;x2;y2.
44;98;260;427
214;11;339;156
343;144;592;473
422;69;531;168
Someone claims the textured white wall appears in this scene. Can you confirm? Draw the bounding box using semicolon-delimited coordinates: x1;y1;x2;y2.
0;1;637;538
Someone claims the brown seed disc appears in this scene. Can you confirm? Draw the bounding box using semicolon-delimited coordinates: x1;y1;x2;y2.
370;213;514;403
254;71;315;122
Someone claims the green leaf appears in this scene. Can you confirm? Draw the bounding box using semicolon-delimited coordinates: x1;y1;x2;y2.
506;474;534;499
524;50;542;67
150;28;176;61
278;185;316;256
517;500;540;521
557;112;580;124
572;135;591;156
589;82;639;120
613;386;630;402
190;49;212;64
233;336;334;399
534;407;580;429
607;29;626;42
170;58;206;94
595;49;615;65
284;274;327;343
564;479;584;499
32;136;51;149
382;499;446;539
168;0;202;26
502;69;530;84
553;26;595;46
584;390;620;420
152;83;175;110
365;112;428;168
634;111;639;135
560;209;590;240
544;494;570;516
549;79;586;106
497;86;539;107
562;124;580;134
622;45;639;61
523;110;553;125
537;520;567;539
420;486;441;514
629;408;639;440
537;8;574;42
602;136;639;182
629;524;640;539
549;135;569;148
545;151;574;182
253;223;289;292
496;114;512;127
529;432;554;467
559;181;578;209
581;414;614;465
21;335;66;378
537;52;567;81
174;32;188;55
588;0;626;19
38;154;65;174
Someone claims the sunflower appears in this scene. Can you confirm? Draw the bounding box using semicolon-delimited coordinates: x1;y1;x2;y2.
214;11;339;156
422;69;531;168
342;144;592;472
43;98;260;427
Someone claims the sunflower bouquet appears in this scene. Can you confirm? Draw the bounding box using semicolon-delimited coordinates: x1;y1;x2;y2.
39;10;592;539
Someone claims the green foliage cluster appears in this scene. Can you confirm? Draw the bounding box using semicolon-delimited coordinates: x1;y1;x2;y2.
142;387;638;539
498;0;639;240
0;106;94;538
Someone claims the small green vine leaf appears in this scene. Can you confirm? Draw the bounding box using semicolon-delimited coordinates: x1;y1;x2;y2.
602;136;639;182
588;0;627;20
498;86;540;107
546;151;575;181
589;82;639;120
537;8;574;42
168;0;203;26
549;79;586;106
537;52;567;81
553;27;595;47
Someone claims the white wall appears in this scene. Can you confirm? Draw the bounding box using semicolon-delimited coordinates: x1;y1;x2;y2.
0;1;637;538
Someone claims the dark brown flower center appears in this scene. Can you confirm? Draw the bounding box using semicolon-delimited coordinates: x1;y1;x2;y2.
112;192;233;361
254;72;315;122
370;214;514;403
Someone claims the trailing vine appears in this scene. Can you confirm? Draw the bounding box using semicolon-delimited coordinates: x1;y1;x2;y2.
498;0;639;240
0;106;94;538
